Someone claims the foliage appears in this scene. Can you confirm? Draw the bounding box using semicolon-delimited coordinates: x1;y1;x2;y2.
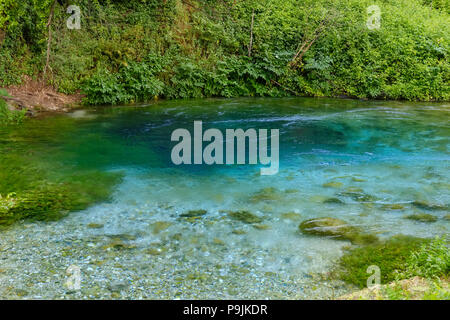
0;0;449;102
401;236;450;279
334;235;430;288
334;235;450;288
0;88;26;125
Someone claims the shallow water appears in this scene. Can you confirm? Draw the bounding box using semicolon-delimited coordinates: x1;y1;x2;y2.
0;97;449;299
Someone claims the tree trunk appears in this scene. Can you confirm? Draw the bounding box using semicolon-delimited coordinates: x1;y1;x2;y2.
43;0;57;77
248;9;255;57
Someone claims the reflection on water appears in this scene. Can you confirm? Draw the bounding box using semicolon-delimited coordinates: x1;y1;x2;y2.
0;98;448;299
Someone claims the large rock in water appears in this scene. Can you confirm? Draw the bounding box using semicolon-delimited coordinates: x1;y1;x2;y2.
299;217;377;245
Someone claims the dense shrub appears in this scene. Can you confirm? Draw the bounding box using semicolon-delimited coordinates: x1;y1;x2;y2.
1;0;449;103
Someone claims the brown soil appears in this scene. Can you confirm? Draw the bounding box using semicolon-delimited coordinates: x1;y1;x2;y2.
2;77;83;114
338;276;449;300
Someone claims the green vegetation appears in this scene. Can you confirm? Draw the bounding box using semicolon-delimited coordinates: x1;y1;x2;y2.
0;0;449;107
0;89;25;124
334;235;449;288
400;236;450;279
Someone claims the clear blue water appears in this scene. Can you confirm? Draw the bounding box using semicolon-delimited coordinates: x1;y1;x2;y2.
0;97;448;299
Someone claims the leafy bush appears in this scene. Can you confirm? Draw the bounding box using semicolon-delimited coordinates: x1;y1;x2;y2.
0;89;26;125
1;0;449;102
401;236;450;279
334;235;429;288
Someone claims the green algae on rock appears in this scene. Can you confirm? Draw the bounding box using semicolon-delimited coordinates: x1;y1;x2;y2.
180;209;207;217
248;187;282;203
412;201;447;211
150;221;173;234
323;197;345;205
381;204;405;211
298;217;378;245
322;181;343;188
227;210;263;224
0;170;123;227
404;213;438;223
337;191;377;202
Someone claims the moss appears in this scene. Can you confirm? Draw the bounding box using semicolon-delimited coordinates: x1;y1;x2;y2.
299;217;378;245
323;197;345;205
249;187;282;203
280;212;302;220
227;210;263;224
180;209;207;217
445;214;450;221
382;204;405;210
150;221;172;234
87;223;104;229
102;239;136;251
337;191;377;202
412;201;447;211
322;181;343;188
404;213;438;223
253;224;270;230
333;235;430;288
0;170;123;227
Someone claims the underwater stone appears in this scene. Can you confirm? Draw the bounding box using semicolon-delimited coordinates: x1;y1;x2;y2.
323;197;345;205
322;182;343;188
412;201;447;211
253;224;270;230
299;217;378;245
227;210;263;224
150;221;172;234
404;213;438;223
180;209;207;217
280;212;302;220
102;239;136;251
337;191;377;202
381;204;405;210
249;187;282;202
87;223;104;229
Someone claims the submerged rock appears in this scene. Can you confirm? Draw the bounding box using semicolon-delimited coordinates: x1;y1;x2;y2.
323;181;343;188
227;210;263;224
151;221;173;234
323;197;345;205
249;187;282;203
298;217;377;245
280;212;302;221
404;213;438;223
337;191;377;202
87;223;104;229
381;204;405;210
253;224;270;230
180;209;207;217
412;201;447;211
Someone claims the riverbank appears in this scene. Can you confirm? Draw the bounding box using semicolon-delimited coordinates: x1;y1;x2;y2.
1;78;83;116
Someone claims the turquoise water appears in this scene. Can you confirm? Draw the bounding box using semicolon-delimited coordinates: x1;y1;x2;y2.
0;97;449;299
